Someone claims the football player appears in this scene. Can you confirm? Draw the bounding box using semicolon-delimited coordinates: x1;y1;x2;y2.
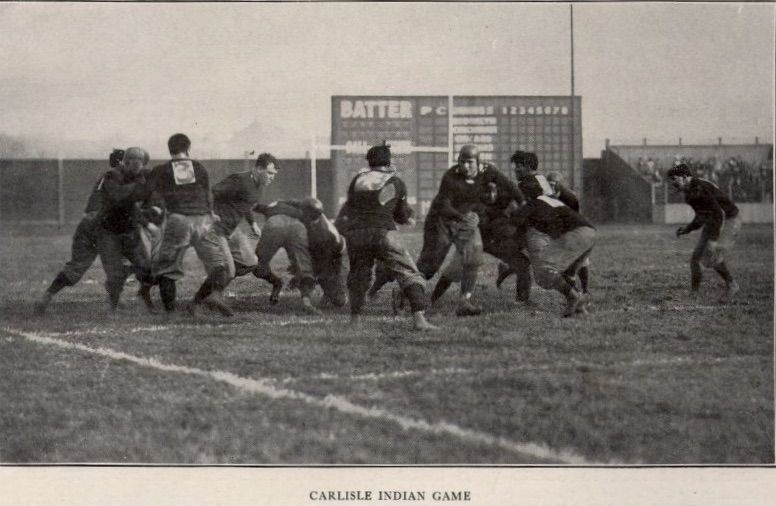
667;163;740;302
340;142;436;331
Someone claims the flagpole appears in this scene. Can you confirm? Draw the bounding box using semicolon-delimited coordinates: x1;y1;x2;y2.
570;3;576;191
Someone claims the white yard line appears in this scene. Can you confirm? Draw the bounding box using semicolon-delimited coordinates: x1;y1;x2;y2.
1;326;595;465
278;355;760;384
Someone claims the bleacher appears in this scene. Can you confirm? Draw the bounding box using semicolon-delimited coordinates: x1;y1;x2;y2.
587;141;773;224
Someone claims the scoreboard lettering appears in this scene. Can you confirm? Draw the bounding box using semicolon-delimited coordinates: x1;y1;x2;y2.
330;95;582;218
340;99;413;119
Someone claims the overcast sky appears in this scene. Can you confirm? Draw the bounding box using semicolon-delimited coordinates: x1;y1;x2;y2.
0;2;773;159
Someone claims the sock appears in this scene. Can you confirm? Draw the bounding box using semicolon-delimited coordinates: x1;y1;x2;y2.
578;266;589;294
159;277;176;312
714;262;733;284
47;272;71;295
404;283;428;313
691;262;702;292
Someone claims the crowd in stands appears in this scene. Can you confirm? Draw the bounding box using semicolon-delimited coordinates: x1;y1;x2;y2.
635;155;772;203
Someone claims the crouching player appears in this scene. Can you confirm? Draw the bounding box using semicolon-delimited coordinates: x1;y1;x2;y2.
341;142;437;331
35;149;125;314
496;151;591;305
667;163;740;302
510;189;596;317
253;198;348;313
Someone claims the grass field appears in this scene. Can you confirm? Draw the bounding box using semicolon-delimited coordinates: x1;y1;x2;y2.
0;223;773;464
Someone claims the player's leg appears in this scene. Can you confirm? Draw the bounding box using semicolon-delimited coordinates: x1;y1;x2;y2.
512;252;534;304
367;261;394;298
97;231;131;311
316;253;348;307
153;213;193;313
36;218;100;314
191;220;234;317
253;216;285;304
527;227;587;317
454;224;484;316
135;224;163;314
690;235;709;294
416;218;453;280
229;228;259;278
711;216;741;302
345;229;377;325
431;252;462;305
577;263;590;294
284;218;320;315
380;230;437;331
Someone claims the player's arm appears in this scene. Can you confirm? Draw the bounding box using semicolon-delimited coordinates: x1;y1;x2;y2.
556;185;579;212
101;170;146;204
508;199;534;230
492;169;525;206
389;178;414;225
677;190;723;239
199;165;215;216
435;174;465;221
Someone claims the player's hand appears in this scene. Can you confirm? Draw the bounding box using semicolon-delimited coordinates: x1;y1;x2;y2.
707;240;719;255
250;221;262;240
463;211;480;228
405;217;417;227
211;212;221;223
675;226;687;237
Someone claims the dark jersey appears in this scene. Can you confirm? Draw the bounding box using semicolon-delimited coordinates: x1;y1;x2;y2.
148;159;211;216
211;171;266;235
427;163;523;222
683;178;739;240
341;167;413;231
511;195;593;239
254;200;304;222
84;172;107;215
99;169;150;234
518;173;579;212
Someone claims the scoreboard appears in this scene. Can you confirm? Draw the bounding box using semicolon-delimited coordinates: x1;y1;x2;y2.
330;95;582;219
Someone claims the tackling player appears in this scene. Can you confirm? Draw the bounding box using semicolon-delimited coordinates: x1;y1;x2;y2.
34;149;124;314
187;153;278;316
496;151;591;306
667;163;740;302
96;146;153;310
508;156;596;316
253;198;347;313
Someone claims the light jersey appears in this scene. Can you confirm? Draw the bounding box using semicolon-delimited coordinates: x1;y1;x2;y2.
519;173;555;200
537;195;566;207
171;160;196;185
354;169;397;206
344;167;411;231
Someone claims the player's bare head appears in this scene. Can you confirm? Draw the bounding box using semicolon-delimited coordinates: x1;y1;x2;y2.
122;147;149;174
366;141;391;168
109;148;125;168
167;133;191;156
667;163;693;190
253;152;278;186
458;144;480;178
511;150;538;177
